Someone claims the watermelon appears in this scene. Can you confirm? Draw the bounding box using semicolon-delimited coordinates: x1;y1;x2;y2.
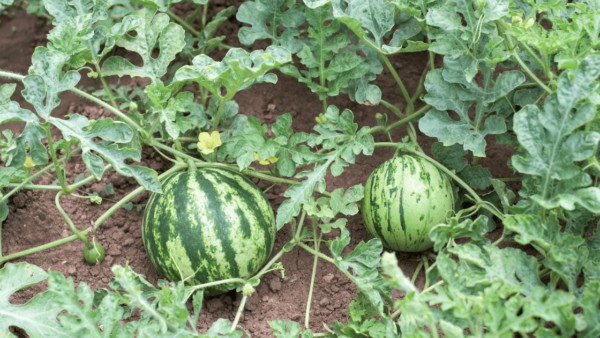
142;168;275;294
361;154;454;252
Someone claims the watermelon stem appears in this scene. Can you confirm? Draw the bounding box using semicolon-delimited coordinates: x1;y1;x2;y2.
297;242;335;265
368;104;430;135
304;222;322;329
293;210;308;241
189;278;247;293
231;294;248;332
253;249;287;280
1;150;104;201
55;191;92;248
410;259;424;285
46;126;71;194
422;256;431;289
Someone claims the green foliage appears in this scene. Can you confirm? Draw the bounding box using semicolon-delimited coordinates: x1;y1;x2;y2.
269;320;314;338
512;55;600;212
0;263;64;337
331;0;428;54
275;105;373;229
102;9;185;80
420;59;524;157
0;0;599;336
0;262;244;337
238;0;385;105
175;46;291;103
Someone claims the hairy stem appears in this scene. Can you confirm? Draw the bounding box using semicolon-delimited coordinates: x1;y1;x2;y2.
368;105;430;135
1;146;86;203
211;97;227;131
380;54;414;114
380;99;404;118
55;191;91;247
297;242;335;264
231;294;248;332
152;142;302;186
304;227;321;329
410;66;429;104
410;259;424;284
93;62;118;109
45;126;70;193
167;10;201;37
294;210;307;241
1;164;53;203
188;278;247;294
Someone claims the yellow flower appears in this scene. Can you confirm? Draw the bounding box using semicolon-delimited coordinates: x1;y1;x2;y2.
253;152;278;165
197;131;222;155
23;155;35;169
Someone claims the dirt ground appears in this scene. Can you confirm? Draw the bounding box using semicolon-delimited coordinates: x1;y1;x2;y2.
0;3;514;337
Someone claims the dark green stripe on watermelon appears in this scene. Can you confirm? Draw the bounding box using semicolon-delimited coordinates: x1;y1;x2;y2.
142;168;276;295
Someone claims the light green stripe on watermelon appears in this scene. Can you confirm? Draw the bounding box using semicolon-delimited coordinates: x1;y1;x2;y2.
142;168;276;295
362;154;454;252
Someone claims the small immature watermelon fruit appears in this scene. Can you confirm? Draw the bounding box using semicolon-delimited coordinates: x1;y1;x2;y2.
362;154;454;252
142;168;276;295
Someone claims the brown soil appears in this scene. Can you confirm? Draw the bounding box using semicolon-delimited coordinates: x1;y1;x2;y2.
0;4;514;337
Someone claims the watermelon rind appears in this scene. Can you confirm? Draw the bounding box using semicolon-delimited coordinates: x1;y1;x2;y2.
362;154;454;252
142;168;276;294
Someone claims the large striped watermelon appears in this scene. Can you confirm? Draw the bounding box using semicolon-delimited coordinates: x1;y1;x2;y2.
142;168;275;294
362;154;454;252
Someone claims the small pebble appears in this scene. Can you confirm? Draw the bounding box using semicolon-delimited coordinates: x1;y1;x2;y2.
319;297;330;306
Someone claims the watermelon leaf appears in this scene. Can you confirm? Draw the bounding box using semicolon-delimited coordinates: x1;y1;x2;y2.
49;114;161;193
276;106;373;229
512;55;600;213
236;0;305;50
174;46;292;102
269;320;304;338
102;9;185;82
419;62;524;157
0;263;64;338
22;47;81;120
331;0;427;54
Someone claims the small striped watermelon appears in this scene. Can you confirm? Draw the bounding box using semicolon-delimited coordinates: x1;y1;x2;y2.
362;154;454;252
142;168;275;294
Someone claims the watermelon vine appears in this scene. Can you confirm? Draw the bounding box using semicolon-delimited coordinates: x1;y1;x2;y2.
0;0;599;337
